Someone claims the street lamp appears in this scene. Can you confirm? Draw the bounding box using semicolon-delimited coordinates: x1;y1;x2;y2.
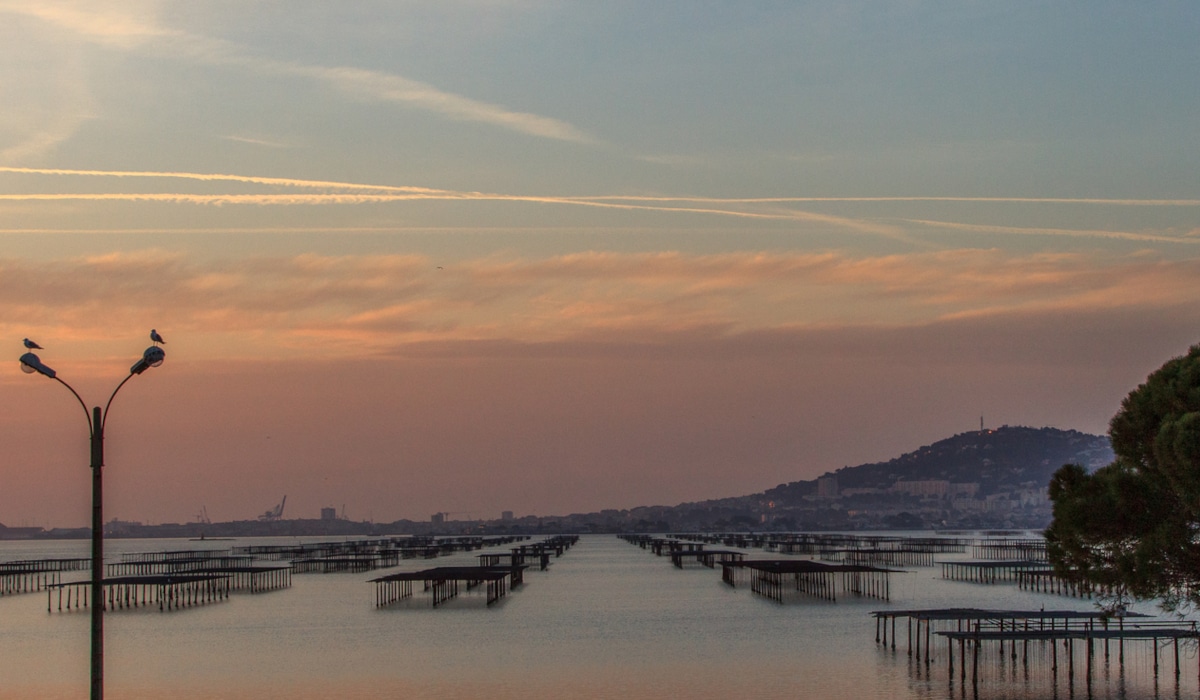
19;342;165;700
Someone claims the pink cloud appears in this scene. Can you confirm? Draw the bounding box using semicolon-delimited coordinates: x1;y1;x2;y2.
2;249;1197;369
3;300;1195;527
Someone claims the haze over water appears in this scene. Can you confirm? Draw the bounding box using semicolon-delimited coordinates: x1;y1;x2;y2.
1;535;1192;700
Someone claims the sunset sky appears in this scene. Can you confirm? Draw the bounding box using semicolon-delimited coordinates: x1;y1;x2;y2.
1;2;1197;528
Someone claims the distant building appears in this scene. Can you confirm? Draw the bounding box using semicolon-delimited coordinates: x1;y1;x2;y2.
431;513;445;525
817;476;839;499
320;507;338;521
1017;488;1049;507
0;523;44;540
104;519;143;536
891;480;950;498
948;482;980;498
501;511;514;521
985;493;1014;511
840;487;883;497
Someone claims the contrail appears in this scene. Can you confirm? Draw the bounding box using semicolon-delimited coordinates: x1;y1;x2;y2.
1;167;1193;244
0;166;452;195
898;218;1199;245
570;195;1200;206
0;191;868;224
0;167;892;228
4;167;1196;207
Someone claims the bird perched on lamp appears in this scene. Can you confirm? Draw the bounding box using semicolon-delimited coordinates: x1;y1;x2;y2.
150;329;166;345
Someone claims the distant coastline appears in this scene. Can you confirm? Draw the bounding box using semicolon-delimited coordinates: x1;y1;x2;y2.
1;425;1109;540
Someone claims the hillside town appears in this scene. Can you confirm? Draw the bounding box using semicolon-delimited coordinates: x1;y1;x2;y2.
1;426;1112;539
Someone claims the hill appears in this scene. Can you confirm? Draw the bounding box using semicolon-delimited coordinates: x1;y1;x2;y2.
4;425;1114;538
649;425;1112;531
762;425;1113;506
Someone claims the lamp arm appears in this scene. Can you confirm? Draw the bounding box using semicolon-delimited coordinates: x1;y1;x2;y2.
52;376;95;435
100;372;137;433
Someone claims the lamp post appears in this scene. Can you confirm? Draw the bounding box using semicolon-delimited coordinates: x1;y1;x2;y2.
19;344;165;700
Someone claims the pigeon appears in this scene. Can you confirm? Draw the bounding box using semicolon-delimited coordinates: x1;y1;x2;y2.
23;338;43;350
150;329;166;345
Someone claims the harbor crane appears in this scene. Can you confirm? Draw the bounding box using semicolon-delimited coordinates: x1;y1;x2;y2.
259;495;287;521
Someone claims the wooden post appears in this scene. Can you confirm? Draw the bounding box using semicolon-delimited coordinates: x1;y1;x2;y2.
972;632;980;695
926;619;932;666
947;636;956;684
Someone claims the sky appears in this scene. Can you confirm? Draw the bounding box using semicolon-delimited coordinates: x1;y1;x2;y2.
0;2;1197;528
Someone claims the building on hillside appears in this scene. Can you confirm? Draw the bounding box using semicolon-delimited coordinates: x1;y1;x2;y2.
817;476;839;499
891;479;950;498
1017;489;1049;507
840;487;883;497
948;482;980;498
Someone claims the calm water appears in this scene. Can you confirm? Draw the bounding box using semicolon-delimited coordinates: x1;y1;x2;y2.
0;535;1194;700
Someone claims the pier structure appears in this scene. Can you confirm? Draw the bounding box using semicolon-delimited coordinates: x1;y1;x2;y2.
940;624;1199;692
291;552;400;573
649;532;969;559
618;534;670;552
501;536;579;570
477;551;543;569
940;560;1047;585
871;608;1146;661
765;533;967;557
1015;568;1103;598
669;549;746;569
620;534;896;602
371;565;527;608
231;535;532;571
940;550;1104;600
1;558;90;596
49;574;232;612
623;532;963;568
174;565;291;593
873;608;1200;694
516;535;578;557
839;548;935;567
721;560;894;603
372;536;573;608
622;533;1106;604
970;538;1047;561
109;552;255;576
478;550;552;571
653;539;706;557
107;549;292;593
111;561;291;593
618;535;711;558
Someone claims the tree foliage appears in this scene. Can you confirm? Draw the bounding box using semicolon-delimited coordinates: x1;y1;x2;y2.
1046;344;1200;613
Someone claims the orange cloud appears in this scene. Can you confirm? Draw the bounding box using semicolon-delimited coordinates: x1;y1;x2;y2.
2;248;1197;372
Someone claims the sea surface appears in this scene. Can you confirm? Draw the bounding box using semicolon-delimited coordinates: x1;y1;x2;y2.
0;534;1194;700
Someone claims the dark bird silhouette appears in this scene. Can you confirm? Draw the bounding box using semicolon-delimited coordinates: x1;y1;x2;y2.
150;329;166;345
23;338;43;350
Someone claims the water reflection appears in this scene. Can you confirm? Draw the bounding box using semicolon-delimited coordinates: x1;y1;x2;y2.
0;535;1196;700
